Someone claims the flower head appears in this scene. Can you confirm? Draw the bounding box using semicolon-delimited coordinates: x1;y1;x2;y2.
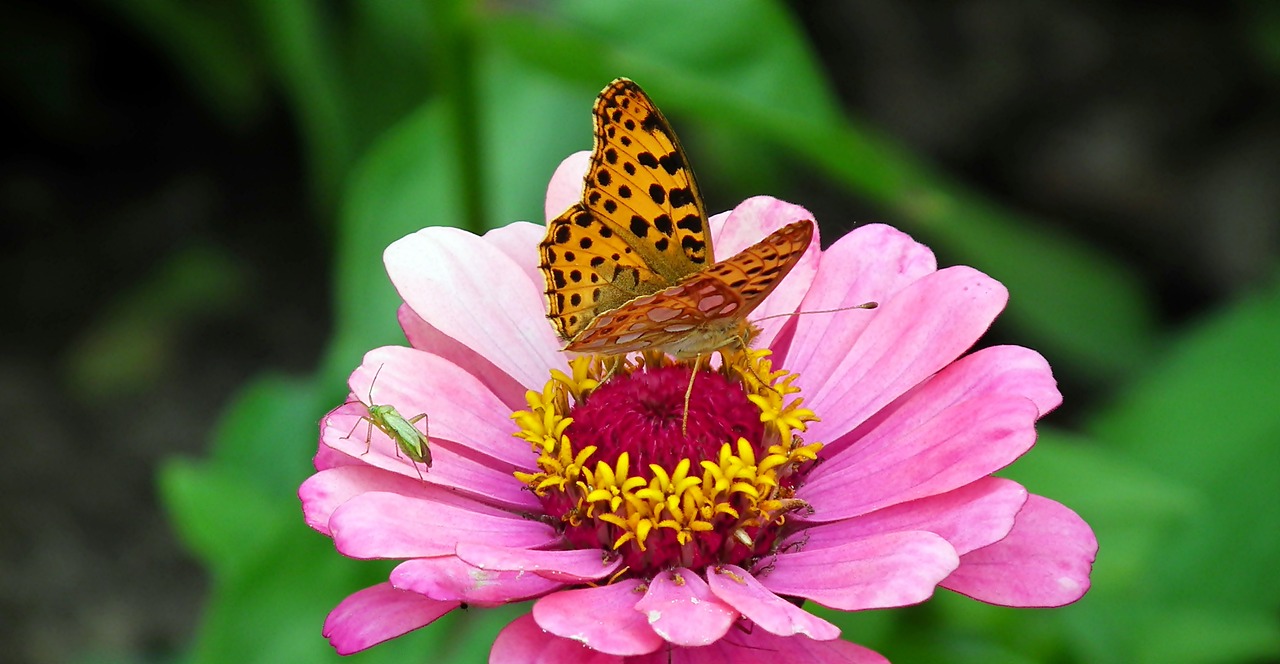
301;153;1097;662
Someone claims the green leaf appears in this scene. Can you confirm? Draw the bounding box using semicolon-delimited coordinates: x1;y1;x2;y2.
1066;602;1280;664
207;372;323;491
472;48;599;228
159;459;290;574
1001;429;1198;597
1089;277;1280;611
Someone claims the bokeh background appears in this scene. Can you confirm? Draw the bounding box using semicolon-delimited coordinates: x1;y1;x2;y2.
4;1;1279;662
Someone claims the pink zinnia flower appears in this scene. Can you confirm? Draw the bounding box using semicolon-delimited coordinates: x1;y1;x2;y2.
301;153;1097;663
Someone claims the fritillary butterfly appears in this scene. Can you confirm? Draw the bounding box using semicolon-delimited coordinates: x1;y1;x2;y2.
539;78;813;358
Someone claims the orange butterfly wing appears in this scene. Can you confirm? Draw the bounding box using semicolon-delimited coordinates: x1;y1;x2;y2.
540;79;712;342
540;78;813;358
565;220;814;358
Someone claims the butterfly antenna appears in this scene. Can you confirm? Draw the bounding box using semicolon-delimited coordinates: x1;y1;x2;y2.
751;300;878;324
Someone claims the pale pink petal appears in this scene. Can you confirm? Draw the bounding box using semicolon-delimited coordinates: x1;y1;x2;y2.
634;568;738;647
384;226;563;390
545;151;591;222
322;582;457;655
706;565;840;640
801;266;1008;441
822;344;1060;461
484;221;547;295
801;397;1040;520
491;613;623;664
391;556;564;605
779;223;936;370
329;492;558;559
456;542;622;582
345;346;536;469
627;629;890;664
708;196;822;349
710;196;816;254
533;581;665;656
792;477;1028;556
312;439;356;471
761;531;958;610
397;304;528;409
300;465;519;537
321;400;538;511
942;495;1097;607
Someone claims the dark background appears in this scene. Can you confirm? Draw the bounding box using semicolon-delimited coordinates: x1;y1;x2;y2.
2;1;1276;662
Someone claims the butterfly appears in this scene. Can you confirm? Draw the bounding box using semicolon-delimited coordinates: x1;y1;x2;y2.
539;78;813;360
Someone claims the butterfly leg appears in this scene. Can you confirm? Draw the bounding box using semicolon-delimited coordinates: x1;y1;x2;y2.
600;355;624;383
682;354;703;436
729;333;779;397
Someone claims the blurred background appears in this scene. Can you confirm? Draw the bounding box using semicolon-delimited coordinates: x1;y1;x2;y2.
3;0;1278;662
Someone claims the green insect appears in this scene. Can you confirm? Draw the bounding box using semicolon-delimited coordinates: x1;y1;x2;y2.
343;365;432;479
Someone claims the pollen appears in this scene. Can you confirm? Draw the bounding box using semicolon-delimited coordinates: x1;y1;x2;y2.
510;349;822;578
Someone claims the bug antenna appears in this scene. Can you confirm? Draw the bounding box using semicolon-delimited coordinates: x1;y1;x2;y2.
366;363;386;405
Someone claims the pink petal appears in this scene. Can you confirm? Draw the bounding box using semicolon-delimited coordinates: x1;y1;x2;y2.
322;582;457;655
484;221;547;297
792;477;1028;556
823;344;1060;461
545;151;591;222
706;565;840;640
942;495;1097;607
391;556;564;605
300;465;514;537
802;396;1040;520
634;568;739;647
456;542;622;582
321;399;539;511
711;196;816;253
312;438;358;472
801;266;1008;442
491;613;624;664
628;629;890;664
384;226;564;390
345;346;536;469
779;223;936;370
533;581;665;656
328;491;558;559
761;530;958;610
708;197;821;348
397;304;528;409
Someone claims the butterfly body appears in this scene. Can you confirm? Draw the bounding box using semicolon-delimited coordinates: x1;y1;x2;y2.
540;79;813;360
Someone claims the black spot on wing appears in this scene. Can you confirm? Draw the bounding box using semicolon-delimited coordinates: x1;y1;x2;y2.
654;214;673;236
675;214;703;234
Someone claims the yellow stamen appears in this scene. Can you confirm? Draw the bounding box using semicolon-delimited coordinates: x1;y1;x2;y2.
508;344;824;575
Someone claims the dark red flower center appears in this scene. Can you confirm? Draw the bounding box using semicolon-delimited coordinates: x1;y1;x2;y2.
566;365;765;474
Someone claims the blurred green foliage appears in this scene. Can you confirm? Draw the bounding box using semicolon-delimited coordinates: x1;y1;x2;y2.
60;0;1273;661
